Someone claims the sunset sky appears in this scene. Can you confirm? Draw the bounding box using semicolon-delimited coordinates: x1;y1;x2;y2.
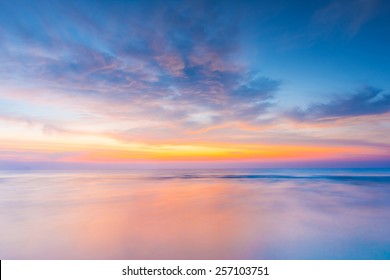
1;0;390;169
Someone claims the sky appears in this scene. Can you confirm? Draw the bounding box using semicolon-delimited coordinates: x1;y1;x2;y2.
0;0;390;169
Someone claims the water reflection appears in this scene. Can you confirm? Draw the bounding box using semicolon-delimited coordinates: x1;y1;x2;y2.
1;169;390;259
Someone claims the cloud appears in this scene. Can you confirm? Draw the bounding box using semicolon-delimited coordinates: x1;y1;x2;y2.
312;0;382;37
0;0;281;139
277;0;389;50
287;86;390;122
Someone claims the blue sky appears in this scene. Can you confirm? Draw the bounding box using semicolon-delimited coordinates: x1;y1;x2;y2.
0;0;390;168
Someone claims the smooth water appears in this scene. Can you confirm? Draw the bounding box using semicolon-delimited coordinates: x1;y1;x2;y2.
1;169;390;259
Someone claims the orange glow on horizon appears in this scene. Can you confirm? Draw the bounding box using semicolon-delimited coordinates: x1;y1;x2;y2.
77;145;368;162
0;137;381;164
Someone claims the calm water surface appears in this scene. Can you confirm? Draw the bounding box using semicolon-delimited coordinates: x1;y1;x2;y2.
1;169;390;259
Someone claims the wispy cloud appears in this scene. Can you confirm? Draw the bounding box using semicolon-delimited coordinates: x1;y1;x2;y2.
0;0;281;136
312;0;383;37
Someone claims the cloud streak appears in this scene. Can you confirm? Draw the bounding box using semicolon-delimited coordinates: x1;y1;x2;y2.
312;0;383;37
287;87;390;122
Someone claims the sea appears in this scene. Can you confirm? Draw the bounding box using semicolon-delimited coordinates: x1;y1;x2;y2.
1;168;390;259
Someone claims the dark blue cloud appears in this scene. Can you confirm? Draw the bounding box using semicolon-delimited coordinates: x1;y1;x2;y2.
287;87;390;121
